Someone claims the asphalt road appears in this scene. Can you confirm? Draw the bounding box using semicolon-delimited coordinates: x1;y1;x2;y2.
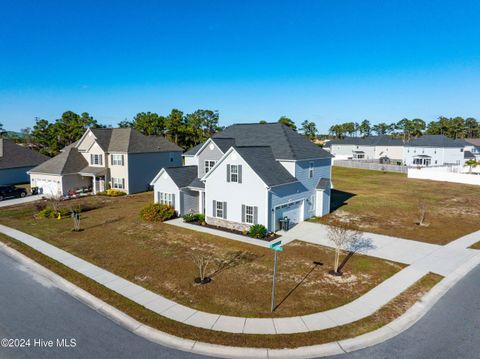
0;246;479;359
0;250;207;359
333;263;480;359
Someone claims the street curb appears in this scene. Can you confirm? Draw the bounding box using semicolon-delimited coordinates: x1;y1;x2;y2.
0;241;479;359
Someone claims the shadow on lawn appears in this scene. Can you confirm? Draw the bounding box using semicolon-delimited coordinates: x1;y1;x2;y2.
330;189;356;212
274;261;323;312
209;250;263;278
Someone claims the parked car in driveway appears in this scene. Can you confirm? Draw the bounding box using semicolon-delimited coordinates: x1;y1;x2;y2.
0;185;28;201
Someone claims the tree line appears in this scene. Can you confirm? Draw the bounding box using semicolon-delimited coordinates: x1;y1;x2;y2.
6;111;320;157
328;116;480;141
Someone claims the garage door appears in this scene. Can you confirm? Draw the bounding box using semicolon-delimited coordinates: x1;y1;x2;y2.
274;200;303;231
36;180;61;197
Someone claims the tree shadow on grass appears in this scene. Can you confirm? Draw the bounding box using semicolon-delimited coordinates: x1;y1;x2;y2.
274;261;323;312
330;189;356;212
209;250;263;279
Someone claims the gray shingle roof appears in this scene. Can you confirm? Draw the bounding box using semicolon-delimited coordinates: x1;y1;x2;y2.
184;143;204;156
90;128;182;153
234;146;297;187
188;177;205;189
0;139;50;170
164;166;198;188
29;147;88;175
464;151;475;159
316;178;331;190
406;135;466;148
213;123;332;160
464;138;480;147
211;138;236;153
324;135;404;148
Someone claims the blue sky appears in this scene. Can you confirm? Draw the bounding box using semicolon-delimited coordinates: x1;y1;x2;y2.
1;0;479;133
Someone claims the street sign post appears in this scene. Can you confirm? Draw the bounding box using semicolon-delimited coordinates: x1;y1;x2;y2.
270;241;283;312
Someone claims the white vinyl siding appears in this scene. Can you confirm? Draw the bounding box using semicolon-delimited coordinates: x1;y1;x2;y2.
111;177;125;189
111;154;124;166
90;154;103;166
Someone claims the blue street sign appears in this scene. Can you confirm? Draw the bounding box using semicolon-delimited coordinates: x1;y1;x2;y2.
273;245;283;251
269;240;282;249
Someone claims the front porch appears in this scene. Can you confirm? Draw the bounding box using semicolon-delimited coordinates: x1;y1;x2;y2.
412;155;432;167
78;167;107;195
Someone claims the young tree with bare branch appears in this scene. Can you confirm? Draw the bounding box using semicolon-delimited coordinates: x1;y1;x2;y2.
191;252;213;284
327;223;366;276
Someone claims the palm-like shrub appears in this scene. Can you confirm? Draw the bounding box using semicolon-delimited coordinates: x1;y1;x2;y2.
248;224;268;239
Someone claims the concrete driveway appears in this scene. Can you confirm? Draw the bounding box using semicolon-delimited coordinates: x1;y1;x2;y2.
0;195;42;208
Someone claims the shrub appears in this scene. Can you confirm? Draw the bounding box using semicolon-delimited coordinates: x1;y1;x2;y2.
183;213;205;223
97;189;126;197
37;207;55;218
37;207;70;219
248;224;268;239
140;203;176;222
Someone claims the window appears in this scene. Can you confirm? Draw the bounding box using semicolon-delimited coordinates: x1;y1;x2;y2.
230;164;238;182
204;160;216;173
216;201;224;218
111;177;124;189
309;162;314;178
90;154;103;166
158;192;173;206
244;205;254;224
111;154;124;166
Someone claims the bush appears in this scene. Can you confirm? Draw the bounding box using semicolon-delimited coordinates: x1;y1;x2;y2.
97;189;126;197
140;203;176;222
37;207;70;218
183;213;205;223
248;224;268;239
37;207;55;218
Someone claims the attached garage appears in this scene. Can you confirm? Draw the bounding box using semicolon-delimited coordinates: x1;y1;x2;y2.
274;200;304;231
31;175;63;197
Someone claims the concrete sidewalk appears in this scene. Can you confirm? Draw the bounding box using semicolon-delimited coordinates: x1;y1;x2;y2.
0;223;479;336
281;222;480;277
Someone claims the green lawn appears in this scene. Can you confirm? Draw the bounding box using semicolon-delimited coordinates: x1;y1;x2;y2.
313;167;480;244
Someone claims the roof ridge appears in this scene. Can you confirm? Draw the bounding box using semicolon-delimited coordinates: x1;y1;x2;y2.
280;124;297;158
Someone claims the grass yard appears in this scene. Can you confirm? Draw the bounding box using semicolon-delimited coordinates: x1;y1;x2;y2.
0;233;441;349
0;193;404;318
313;167;480;245
470;241;480;250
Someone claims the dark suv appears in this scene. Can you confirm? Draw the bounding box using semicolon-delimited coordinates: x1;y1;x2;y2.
0;185;28;201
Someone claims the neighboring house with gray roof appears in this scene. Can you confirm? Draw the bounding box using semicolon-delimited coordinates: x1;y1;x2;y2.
0;138;49;185
29;128;182;197
404;135;467;166
325;134;472;167
324;136;404;161
151;123;333;232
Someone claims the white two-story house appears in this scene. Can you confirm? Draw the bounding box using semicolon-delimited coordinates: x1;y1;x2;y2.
403;135;466;167
324;136;404;161
29;128;182;197
151;123;333;232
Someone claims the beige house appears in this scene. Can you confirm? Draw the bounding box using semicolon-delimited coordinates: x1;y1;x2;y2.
29;128;182;197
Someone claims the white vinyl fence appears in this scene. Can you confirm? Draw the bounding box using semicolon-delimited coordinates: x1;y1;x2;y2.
408;166;480;186
334;160;408;174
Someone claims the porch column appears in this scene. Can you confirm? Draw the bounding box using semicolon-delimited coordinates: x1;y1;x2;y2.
198;191;203;214
93;175;96;195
